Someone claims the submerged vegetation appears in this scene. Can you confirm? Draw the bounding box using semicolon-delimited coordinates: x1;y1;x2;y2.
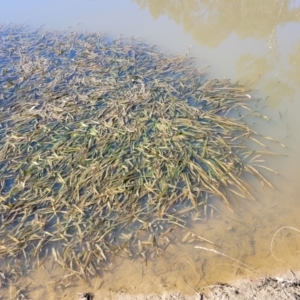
0;24;279;278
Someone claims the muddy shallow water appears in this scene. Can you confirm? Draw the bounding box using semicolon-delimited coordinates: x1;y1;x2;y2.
1;1;300;299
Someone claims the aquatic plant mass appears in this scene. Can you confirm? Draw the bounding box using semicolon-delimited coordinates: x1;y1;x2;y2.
0;24;280;278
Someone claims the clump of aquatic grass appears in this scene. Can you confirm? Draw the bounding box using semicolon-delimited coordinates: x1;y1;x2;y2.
0;24;281;277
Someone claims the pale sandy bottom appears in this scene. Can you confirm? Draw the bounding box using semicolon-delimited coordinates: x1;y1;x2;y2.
79;271;300;300
2;269;300;300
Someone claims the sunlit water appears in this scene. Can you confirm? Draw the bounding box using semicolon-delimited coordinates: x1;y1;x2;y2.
1;0;300;299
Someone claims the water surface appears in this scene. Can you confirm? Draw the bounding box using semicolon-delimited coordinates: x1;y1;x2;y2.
1;0;300;298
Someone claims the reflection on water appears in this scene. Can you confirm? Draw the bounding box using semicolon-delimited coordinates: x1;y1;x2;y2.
235;21;300;108
133;0;300;107
288;40;300;85
0;0;300;299
133;0;300;45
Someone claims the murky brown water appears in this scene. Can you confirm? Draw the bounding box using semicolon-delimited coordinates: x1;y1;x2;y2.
1;0;300;298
